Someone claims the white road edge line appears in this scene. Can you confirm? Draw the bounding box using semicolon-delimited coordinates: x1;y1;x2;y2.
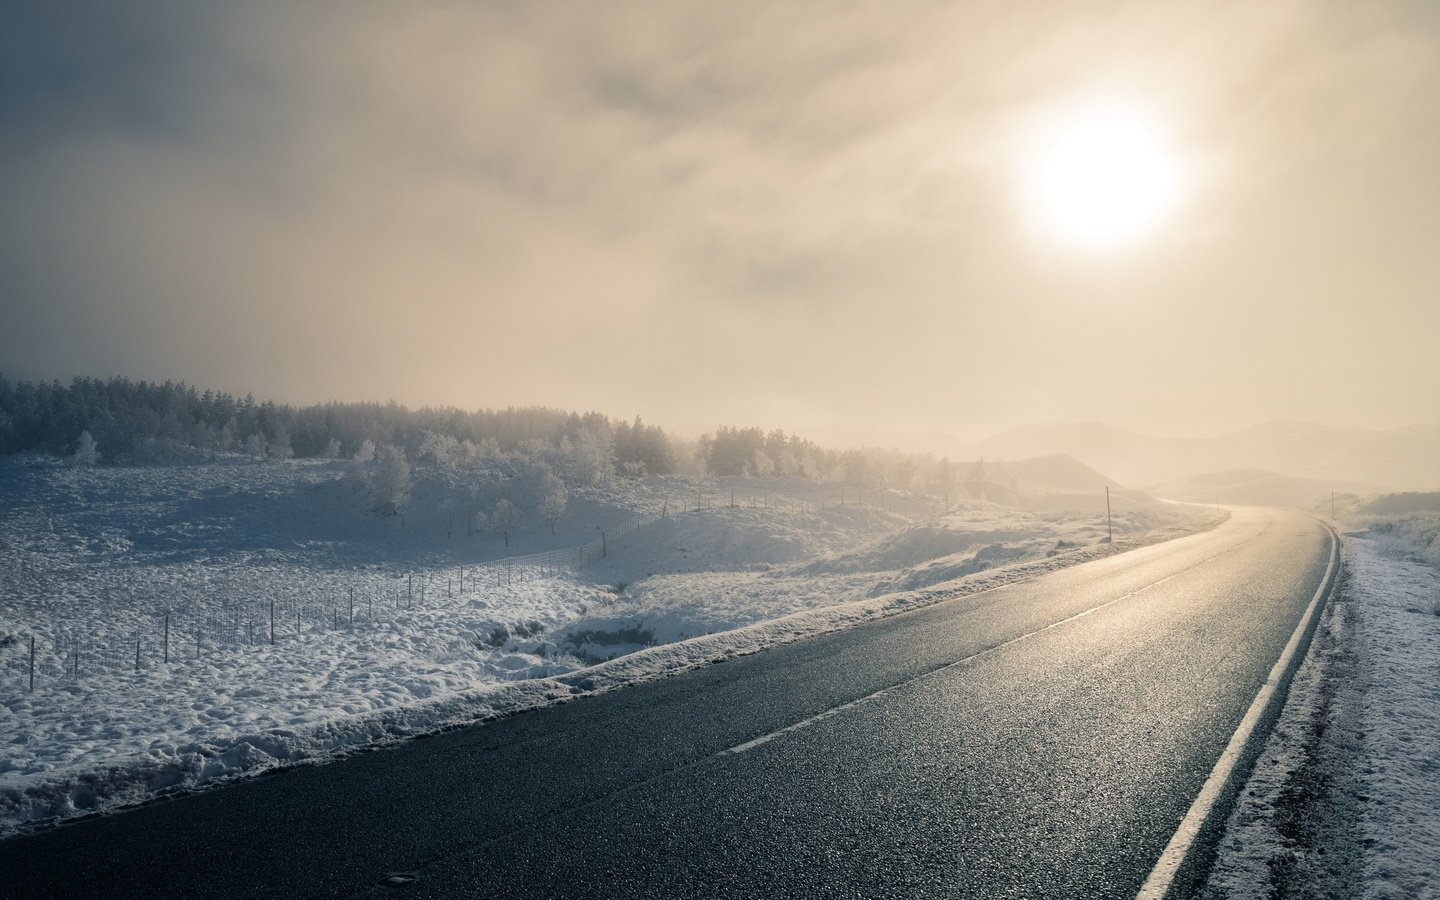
1136;518;1340;900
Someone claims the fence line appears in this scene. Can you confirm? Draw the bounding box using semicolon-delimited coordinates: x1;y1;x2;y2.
3;483;945;692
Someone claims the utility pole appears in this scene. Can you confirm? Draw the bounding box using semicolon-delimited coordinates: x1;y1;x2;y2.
1106;486;1113;543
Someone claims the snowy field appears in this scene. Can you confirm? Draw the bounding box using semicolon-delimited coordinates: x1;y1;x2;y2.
562;500;1188;659
1205;508;1440;899
0;456;1211;835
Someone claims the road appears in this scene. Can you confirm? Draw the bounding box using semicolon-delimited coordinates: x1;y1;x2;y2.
0;507;1335;899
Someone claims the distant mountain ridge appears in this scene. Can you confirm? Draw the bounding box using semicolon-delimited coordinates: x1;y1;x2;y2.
1149;469;1386;508
971;420;1440;491
804;419;1440;492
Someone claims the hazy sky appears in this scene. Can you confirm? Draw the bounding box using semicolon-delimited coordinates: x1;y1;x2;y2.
2;1;1437;441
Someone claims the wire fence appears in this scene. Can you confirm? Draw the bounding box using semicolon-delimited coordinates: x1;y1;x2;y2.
2;483;943;693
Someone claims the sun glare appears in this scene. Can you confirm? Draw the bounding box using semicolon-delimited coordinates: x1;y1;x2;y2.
1022;109;1179;250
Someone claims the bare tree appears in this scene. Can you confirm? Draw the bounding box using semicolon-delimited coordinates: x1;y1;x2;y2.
541;484;567;535
441;496;457;539
491;498;517;547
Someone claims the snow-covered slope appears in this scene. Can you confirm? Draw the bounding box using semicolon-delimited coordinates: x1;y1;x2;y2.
0;456;1214;835
554;499;1193;662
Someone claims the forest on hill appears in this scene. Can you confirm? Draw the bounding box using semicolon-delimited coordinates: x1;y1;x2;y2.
0;375;967;496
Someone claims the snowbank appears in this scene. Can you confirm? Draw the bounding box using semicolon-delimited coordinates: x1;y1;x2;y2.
1206;519;1440;898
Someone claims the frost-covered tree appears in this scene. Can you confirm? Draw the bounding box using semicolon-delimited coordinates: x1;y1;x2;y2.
369;445;412;517
541;484;567;535
935;456;954;507
243;431;267;458
268;426;294;461
752;448;775;477
491;498;517;547
324;438;342;458
71;430;99;467
418;431;460;470
776;448;798;477
796;449;818;479
473;436;500;461
892;457;917;490
522;460;562;498
564;428;612;485
217;421;236;454
353;438;376;463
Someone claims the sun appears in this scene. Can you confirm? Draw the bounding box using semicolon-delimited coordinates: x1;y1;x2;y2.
1022;109;1179;250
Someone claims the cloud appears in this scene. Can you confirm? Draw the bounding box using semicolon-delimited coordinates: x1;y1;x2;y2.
1;1;1437;437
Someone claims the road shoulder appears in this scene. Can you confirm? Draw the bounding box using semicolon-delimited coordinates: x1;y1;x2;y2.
1203;532;1440;899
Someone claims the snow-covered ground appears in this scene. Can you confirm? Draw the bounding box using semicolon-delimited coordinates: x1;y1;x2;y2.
561;500;1186;659
1205;509;1440;899
0;456;1213;836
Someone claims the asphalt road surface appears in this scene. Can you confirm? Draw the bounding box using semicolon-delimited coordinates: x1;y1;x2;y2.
0;507;1334;899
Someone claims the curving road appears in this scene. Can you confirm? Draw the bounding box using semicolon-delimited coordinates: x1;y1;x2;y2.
0;507;1335;899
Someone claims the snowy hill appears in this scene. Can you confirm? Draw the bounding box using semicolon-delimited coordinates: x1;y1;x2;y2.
993;453;1121;492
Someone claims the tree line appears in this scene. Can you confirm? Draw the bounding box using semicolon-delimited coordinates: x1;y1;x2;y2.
0;375;674;476
0;374;974;500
